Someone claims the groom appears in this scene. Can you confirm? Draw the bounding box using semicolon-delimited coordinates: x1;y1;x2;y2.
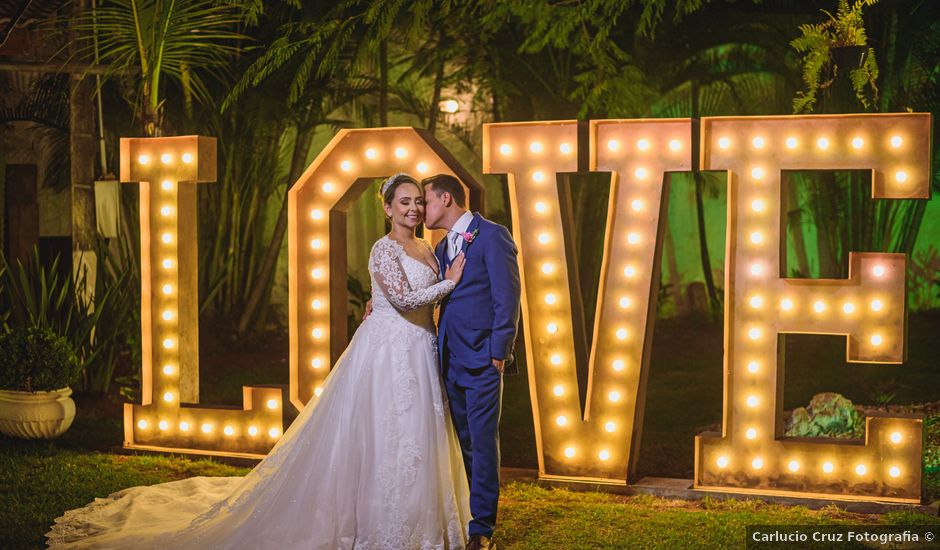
423;174;521;550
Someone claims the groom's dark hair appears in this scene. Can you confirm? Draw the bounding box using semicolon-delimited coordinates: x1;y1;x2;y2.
422;174;466;208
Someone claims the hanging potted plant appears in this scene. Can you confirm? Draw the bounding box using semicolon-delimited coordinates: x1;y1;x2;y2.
0;327;82;439
791;0;880;113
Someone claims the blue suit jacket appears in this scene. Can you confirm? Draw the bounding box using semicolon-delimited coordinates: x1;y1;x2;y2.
436;212;521;371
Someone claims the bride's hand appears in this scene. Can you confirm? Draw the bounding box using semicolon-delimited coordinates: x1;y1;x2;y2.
444;252;466;284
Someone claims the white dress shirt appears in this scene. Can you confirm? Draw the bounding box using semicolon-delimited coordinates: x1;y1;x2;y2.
447;210;474;260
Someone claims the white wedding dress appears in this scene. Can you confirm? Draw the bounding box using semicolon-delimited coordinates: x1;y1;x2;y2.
46;236;471;549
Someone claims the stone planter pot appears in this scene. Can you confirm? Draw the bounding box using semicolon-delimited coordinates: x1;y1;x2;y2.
0;387;76;439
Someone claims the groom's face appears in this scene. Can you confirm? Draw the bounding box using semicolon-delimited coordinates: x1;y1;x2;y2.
423;184;444;229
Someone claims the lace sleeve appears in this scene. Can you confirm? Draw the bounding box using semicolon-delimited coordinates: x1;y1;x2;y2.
370;239;455;312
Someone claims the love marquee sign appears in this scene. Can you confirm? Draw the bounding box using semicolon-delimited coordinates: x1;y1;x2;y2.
121;113;931;504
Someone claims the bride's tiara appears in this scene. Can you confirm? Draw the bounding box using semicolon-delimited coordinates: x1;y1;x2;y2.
380;173;411;195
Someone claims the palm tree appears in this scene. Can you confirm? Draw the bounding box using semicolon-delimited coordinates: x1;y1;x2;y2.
74;0;246;136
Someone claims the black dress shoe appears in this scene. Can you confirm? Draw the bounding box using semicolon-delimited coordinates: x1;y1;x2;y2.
466;534;495;550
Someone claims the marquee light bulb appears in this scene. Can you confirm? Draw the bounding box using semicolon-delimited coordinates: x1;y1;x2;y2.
871;299;884;312
890;431;903;444
311;358;323;369
161;233;172;244
785;137;797;149
314;387;323;397
605;421;616;432
312;328;324;339
556;415;568;426
546;322;559;334
630;199;644;212
532;171;546;183
788;460;800;472
179;421;190;431
340;160;352;171
870;334;883;346
138;419;148;429
716;456;730;468
158;420;169;431
364;148;377;159
322;182;334;193
395;147;407;158
248;426;258;436
182;153;193;163
852;137;864;149
607;139;620;151
269;428;280;438
529;142;543;153
745;428;757;440
538;233;550;244
162;259;173;269
161;180;173;191
162;284;173;295
748;328;761;340
636;138;650;151
310;239;322;249
817;137;830;150
718;137;730;149
615;328;628;340
310;209;324;220
751;199;766;212
160;206;172;217
895;170;908;183
634;167;648;180
535;202;548;213
224;426;235;436
598;450;611;461
813;300;826;313
161;153;172;164
311;268;324;279
749;296;763;308
780;298;794;311
161;310;174;321
747;361;759;373
311;299;323;310
138;154;150;165
842;302;855;314
266;398;278;409
623;266;637;278
612;359;625;372
608;391;621;402
541;262;555;275
750;264;763;276
163;391;174;402
202;423;212;434
752;137;765;149
669;139;682;151
553;385;564;396
751;167;765;180
872;265;886;277
746;395;759;408
889;466;901;478
752;457;764;469
822;462;834;473
627;232;640;245
550;354;562;365
162;338;175;349
749;231;763;244
416;162;429;173
559;143;572;154
619;297;631;309
564;447;575;458
855;464;868;476
162;364;174;375
890;135;902;148
545;293;557;305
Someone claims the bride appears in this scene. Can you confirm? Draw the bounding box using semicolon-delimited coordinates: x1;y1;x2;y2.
46;174;471;549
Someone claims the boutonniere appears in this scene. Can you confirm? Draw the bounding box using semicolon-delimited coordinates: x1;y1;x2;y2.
460;228;480;245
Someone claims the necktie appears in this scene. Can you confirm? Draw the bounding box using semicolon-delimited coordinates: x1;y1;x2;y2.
449;232;460;260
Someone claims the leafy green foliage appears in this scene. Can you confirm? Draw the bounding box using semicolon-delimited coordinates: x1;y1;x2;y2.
791;0;880;112
0;327;81;392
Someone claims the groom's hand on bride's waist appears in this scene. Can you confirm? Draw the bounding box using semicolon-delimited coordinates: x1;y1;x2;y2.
362;298;373;320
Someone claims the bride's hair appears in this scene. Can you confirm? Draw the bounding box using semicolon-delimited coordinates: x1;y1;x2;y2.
380;173;420;206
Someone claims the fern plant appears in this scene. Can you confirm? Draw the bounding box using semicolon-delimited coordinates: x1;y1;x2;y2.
791;0;880;113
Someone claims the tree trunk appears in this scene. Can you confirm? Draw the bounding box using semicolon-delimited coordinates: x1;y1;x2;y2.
427;33;445;135
690;79;719;311
379;39;388;127
235;108;318;338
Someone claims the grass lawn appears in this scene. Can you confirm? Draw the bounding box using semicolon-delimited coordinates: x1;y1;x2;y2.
2;314;938;548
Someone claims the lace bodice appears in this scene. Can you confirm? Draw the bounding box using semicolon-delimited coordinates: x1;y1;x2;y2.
369;236;454;331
